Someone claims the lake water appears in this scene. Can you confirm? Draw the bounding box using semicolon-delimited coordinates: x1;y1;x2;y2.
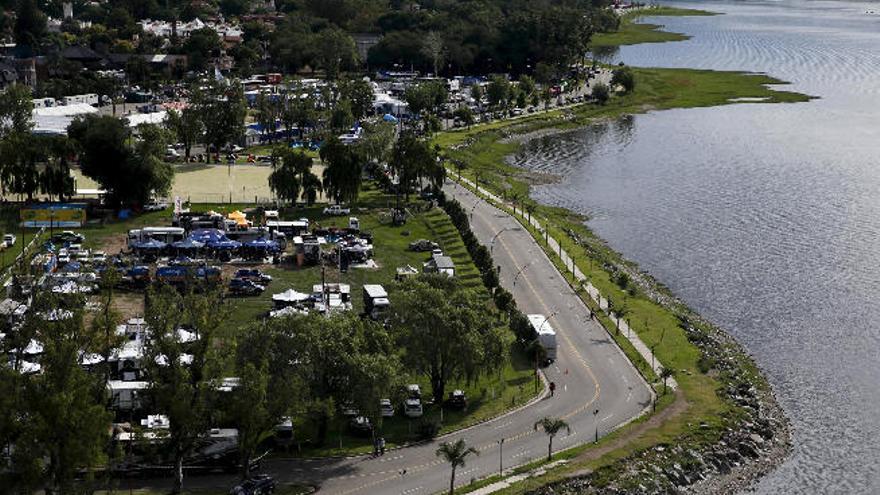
510;1;880;492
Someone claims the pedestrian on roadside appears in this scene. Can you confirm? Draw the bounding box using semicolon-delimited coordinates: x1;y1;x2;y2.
549;381;556;397
379;437;386;455
373;437;379;457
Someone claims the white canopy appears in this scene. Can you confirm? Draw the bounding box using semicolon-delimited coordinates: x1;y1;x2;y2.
272;289;311;303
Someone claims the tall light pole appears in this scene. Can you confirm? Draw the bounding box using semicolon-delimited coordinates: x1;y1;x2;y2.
498;438;505;476
593;408;600;443
513;261;534;286
490;227;514;253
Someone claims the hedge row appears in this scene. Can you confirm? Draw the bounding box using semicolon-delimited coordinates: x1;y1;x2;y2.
437;190;537;345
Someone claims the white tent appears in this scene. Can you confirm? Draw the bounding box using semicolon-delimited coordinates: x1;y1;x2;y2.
272;289;311;304
32;103;98;135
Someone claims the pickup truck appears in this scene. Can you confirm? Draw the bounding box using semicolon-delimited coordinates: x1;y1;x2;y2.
323;205;351;216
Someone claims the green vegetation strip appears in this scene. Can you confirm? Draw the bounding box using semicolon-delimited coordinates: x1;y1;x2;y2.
435;66;807;493
591;7;717;48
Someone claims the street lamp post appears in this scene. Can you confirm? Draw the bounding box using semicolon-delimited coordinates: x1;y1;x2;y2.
513;261;534;286
593;408;600;443
498;438;505;476
490;227;514;253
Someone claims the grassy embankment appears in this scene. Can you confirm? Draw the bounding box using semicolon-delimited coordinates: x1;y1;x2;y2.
434;65;810;492
591;6;716;48
12;182;538;457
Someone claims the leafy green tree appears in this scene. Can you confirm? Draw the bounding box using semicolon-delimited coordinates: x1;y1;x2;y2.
269;147;318;204
166;108;202;160
518;75;536;98
390;274;507;404
38;135;75;202
534;417;570;461
13;296;112;494
470;84;483;110
13;0;46;56
357;120;396;166
330;99;355;132
282;93;318;141
268;313;397;445
611;66;635;93
487;76;510;110
67;115;173;206
314;27;358;79
184;27;222;72
192;81;246;162
320;136;363;205
338;78;375;120
391;132;443;201
436;439;479;495
142;287;225;494
452;106;474;128
591;81;610;105
226;324;300;479
421;31;445;76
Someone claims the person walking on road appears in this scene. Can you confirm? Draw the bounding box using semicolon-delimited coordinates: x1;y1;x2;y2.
549;381;556;397
379;437;386;455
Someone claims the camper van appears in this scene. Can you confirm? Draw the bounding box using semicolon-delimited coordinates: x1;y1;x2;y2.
128;227;186;247
528;314;557;363
362;284;389;320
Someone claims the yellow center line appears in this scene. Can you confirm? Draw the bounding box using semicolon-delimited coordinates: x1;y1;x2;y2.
334;196;601;495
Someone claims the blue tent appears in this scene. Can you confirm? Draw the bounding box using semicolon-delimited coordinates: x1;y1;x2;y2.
172;238;205;251
133;238;167;251
245;237;280;252
208;238;241;250
383;114;398;123
190;229;225;244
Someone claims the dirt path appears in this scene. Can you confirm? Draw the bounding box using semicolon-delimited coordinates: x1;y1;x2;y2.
565;389;689;477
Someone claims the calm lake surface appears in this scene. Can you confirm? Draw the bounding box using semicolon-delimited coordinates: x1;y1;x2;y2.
510;1;880;492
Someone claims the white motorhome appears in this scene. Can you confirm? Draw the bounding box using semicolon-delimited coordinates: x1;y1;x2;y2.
128;227;186;247
528;314;557;362
362;284;389;320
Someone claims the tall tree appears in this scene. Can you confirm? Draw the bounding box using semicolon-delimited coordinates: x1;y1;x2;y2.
314;27;358;80
435;439;479;495
391;132;443;201
338;78;375;120
320;136;363;205
269;147;318;204
192;81;246;163
142;287;225;494
389;275;507;404
166;108;203;160
14;295;112;494
534;417;570;461
13;0;46;56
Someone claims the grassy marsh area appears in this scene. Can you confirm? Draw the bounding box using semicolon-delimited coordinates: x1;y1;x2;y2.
590;6;717;48
435;66;809;492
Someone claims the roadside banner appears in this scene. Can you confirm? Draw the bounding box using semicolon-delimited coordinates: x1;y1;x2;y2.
20;203;86;228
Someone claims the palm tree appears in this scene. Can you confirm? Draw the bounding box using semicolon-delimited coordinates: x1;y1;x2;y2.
454;160;467;182
534;417;570;461
615;304;630;334
436;438;479;495
660;367;674;395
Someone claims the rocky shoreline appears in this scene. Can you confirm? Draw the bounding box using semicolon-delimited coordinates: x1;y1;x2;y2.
521;227;791;494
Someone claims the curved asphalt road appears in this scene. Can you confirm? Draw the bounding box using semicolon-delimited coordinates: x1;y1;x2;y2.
251;181;653;495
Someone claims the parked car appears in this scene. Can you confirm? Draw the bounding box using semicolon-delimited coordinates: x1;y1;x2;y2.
230;475;276;495
409;239;439;252
144;201;169;212
406;384;421;399
403;398;423;418
228;278;265;296
234;268;272;284
92;251;107;264
3;234;15;247
323;205;351;216
379;399;394;418
349;416;373;436
52;231;85;244
446;390;468;410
